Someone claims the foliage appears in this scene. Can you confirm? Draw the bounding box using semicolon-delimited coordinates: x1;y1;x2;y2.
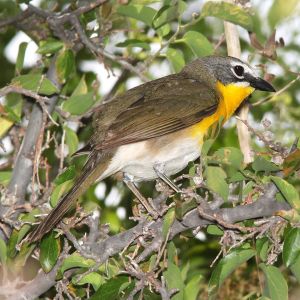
0;0;299;299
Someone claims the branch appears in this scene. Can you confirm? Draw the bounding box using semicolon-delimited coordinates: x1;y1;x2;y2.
0;242;72;300
224;0;253;164
87;183;289;263
0;56;60;232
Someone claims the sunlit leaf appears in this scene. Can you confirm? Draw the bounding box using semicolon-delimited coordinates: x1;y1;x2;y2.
207;225;224;236
271;176;300;211
116;39;150;50
162;207;175;239
0;238;7;265
15;42;28;75
153;5;179;29
166;48;185;73
89;275;131;300
208;248;255;298
117;5;156;27
268;0;299;28
60;253;95;274
252;156;280;173
12;74;59;95
256;237;269;262
38;39;64;54
56;49;75;83
73;272;105;291
205;166;229;200
184;274;203;300
0;171;12;186
40;231;61;273
62;92;95;115
283;228;300;267
212;147;244;170
54;165;76;185
181;31;214;57
201;1;253;31
64;126;79;156
259;264;288;300
50;180;73;207
164;262;184;300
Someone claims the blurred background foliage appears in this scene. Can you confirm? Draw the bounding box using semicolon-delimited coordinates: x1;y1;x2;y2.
0;0;300;299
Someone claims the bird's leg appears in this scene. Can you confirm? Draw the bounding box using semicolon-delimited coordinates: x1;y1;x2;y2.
123;173;160;219
153;163;181;193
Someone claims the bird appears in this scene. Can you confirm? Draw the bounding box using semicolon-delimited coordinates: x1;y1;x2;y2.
27;55;275;242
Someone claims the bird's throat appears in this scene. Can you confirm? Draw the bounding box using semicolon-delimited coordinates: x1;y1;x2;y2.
190;81;254;138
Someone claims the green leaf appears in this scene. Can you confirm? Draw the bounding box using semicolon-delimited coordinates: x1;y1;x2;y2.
0;238;7;265
64;126;79;156
207;225;224;236
60;253;95;274
15;42;28;75
252;156;280;173
208;248;255;298
156;23;171;37
0;171;12;186
62;92;95;115
166;48;185;73
167;241;178;265
270;176;300;211
184;274;203;300
12;74;59;95
4;92;23;123
74;272;105;290
164;262;184;300
153;5;179;29
117;5;156;27
205;166;229;200
37;39;64;54
201;1;253;31
56;49;75;83
283;228;300;267
18;208;40;244
89;275;131;300
54;165;76;185
40;231;61;273
212;147;244;170
72;75;88;96
256;237;269;262
181;31;214;57
268;0;299;28
7;229;19;258
259;264;288;300
290;255;300;283
116;39;150;50
201;138;215;157
50;180;73;207
162;208;175;239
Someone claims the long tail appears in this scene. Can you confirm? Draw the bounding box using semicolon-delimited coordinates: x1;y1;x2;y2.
28;151;113;243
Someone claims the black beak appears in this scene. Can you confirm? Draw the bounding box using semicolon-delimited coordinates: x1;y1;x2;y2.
247;75;276;92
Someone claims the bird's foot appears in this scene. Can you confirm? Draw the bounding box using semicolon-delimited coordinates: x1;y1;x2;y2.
153;163;182;194
123;174;161;219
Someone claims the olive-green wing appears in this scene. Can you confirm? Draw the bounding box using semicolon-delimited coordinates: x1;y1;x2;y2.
97;75;219;150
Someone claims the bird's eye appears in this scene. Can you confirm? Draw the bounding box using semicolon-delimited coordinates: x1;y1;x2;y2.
233;65;244;77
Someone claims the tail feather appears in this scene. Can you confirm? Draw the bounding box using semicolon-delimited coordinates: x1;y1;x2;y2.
28;151;113;242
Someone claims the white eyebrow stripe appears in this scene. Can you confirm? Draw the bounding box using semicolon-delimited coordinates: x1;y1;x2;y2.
232;81;251;87
230;60;255;76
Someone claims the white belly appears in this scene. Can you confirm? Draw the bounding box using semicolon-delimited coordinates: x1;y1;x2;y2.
100;130;203;181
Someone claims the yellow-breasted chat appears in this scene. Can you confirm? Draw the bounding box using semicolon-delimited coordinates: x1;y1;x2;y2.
28;55;275;242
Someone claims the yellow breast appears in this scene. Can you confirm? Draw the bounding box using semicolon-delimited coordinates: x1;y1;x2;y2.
190;81;254;138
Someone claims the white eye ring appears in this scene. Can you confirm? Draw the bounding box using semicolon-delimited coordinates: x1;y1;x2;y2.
231;65;245;79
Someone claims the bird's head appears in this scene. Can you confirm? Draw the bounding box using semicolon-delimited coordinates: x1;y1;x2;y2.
198;55;275;92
